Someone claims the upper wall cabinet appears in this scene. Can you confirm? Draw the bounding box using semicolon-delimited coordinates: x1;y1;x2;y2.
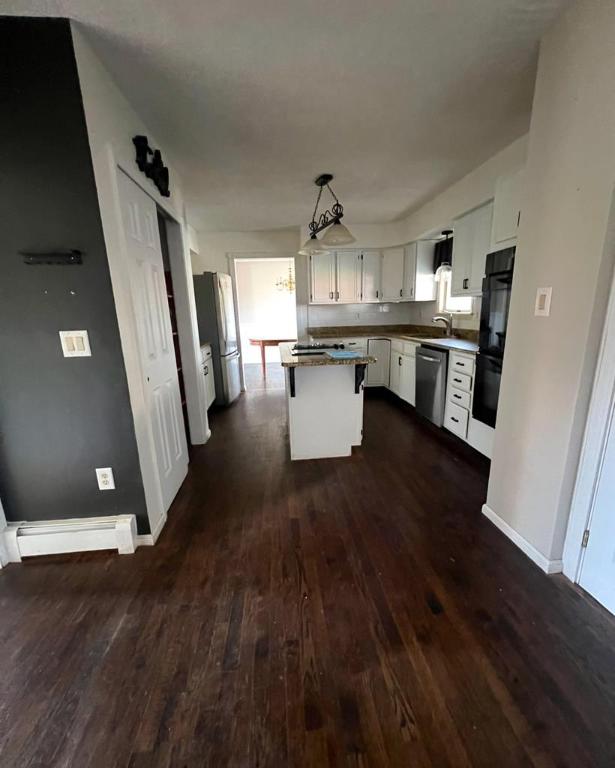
491;168;525;249
309;250;379;304
336;250;361;303
451;201;494;297
381;247;405;301
360;251;382;302
404;241;437;302
309;252;336;303
380;243;436;303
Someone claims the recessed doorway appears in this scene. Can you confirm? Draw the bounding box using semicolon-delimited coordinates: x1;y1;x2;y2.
234;257;297;390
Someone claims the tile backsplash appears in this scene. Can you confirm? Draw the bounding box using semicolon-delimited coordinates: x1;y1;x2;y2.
307;300;480;330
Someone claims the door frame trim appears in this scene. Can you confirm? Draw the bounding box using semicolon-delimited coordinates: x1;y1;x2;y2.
563;247;615;582
228;253;298;391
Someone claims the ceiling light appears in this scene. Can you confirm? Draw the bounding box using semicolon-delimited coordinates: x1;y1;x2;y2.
298;173;355;255
298;234;330;257
321;221;355;246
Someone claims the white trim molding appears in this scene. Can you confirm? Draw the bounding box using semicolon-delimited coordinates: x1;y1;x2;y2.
135;511;167;548
482;504;563;575
563;216;615;581
1;515;137;564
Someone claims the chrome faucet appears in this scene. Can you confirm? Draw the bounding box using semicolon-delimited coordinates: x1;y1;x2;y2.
432;313;454;337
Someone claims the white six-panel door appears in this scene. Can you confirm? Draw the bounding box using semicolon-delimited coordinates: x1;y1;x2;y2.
117;171;188;514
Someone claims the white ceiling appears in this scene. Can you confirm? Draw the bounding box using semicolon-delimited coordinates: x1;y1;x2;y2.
4;1;570;231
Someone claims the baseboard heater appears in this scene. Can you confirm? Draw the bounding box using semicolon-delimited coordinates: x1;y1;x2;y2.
2;515;137;564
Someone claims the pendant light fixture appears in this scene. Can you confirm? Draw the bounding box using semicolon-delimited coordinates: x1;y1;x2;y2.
298;173;355;256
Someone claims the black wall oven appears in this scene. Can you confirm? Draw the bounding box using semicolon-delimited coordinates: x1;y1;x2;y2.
472;247;515;428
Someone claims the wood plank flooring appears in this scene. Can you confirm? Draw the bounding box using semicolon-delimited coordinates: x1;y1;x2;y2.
1;386;615;767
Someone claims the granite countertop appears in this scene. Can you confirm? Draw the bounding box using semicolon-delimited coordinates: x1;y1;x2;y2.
307;325;479;354
279;343;376;368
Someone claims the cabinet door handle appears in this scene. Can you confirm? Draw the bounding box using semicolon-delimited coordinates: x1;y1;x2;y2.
453;377;462;383
399;288;403;297
336;291;340;300
451;417;459;423
376;290;379;298
453;394;461;399
204;365;209;375
456;362;465;367
398;356;402;366
329;291;333;299
463;278;469;290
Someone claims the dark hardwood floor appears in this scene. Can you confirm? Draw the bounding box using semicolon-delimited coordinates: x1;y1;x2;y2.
1;385;615;767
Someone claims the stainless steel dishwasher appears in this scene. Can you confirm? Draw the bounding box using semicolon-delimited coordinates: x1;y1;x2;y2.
415;345;448;427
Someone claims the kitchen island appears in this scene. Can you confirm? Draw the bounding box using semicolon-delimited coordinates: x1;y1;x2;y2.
279;343;376;460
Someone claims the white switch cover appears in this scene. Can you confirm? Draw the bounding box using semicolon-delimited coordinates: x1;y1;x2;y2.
96;467;115;490
535;287;552;317
60;330;91;357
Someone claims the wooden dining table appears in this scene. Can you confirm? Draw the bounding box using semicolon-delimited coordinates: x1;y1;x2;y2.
249;337;297;378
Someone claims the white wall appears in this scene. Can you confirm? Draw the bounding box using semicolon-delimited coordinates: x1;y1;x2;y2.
194;229;300;274
487;0;615;564
235;259;297;363
72;24;210;536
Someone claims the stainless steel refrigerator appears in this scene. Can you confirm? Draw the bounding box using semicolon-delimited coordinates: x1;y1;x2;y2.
193;272;241;405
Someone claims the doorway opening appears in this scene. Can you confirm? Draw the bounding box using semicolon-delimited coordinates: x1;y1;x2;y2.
157;211;190;449
234;257;297;391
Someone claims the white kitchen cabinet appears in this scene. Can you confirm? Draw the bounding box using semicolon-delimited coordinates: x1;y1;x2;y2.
310;252;336;303
336;250;361;302
491;169;524;249
381;248;405;301
201;344;216;409
402;244;417;300
451;201;494;297
366;338;390;386
404;241;436;302
360;251;382;302
398;353;416;406
389;349;402;395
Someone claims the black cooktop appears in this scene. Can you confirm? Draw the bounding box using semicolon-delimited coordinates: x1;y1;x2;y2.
291;342;345;356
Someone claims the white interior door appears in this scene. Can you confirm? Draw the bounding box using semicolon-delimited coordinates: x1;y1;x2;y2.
578;404;615;614
118;171;188;514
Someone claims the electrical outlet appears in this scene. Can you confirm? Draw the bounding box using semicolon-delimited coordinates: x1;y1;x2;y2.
96;467;115;490
59;330;91;357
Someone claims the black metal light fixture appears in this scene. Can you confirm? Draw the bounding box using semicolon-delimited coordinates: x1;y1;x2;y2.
298;174;355;256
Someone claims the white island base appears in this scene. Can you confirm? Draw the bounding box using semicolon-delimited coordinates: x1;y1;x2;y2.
280;343;375;461
285;365;363;460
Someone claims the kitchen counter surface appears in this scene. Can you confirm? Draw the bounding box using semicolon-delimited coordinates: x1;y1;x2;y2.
306;330;478;354
406;337;479;353
279;343;375;368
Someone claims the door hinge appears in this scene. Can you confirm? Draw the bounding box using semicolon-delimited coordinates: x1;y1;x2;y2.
582;529;590;548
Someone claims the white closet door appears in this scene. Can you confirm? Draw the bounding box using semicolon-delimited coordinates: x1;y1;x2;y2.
117;171;188;515
579;407;615;615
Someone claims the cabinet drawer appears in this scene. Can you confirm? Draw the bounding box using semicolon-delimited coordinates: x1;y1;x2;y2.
451;352;475;376
445;402;469;438
449;386;470;410
449;370;472;392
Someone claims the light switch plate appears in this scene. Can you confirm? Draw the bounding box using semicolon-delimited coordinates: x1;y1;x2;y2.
535;287;552;317
96;467;115;490
59;330;91;357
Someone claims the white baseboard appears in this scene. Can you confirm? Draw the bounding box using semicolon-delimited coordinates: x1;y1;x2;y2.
1;515;137;564
482;504;563;575
135;511;167;548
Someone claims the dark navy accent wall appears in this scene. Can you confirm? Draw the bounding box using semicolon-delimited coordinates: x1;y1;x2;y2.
0;18;149;533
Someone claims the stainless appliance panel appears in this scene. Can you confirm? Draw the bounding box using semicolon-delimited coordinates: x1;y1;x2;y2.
415;346;448;427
